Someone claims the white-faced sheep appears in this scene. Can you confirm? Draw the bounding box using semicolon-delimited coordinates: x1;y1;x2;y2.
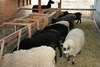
43;21;69;42
63;28;85;64
0;46;55;67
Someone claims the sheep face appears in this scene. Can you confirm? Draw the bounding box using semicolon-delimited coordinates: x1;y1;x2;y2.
63;39;75;56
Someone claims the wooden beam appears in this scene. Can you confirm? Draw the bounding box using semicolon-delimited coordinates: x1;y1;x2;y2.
61;8;96;11
14;19;36;22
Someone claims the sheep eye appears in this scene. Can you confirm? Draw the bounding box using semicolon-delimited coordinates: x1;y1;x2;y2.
67;47;70;50
63;48;66;51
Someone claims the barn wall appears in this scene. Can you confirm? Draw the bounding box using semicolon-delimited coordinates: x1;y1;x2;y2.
0;0;32;22
94;0;100;30
0;0;18;21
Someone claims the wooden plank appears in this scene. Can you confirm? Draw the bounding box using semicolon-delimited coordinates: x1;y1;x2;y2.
48;10;57;18
14;19;36;22
3;22;35;26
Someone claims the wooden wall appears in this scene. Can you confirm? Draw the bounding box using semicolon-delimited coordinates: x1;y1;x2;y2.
0;0;32;22
0;0;18;21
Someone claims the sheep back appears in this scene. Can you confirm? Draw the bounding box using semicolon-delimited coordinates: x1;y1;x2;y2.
1;46;55;67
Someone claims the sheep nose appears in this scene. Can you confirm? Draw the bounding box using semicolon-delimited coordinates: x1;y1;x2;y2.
63;48;66;51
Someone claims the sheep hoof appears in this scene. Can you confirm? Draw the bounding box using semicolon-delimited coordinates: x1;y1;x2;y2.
76;23;78;24
67;58;70;61
78;51;81;54
72;61;75;65
59;55;62;57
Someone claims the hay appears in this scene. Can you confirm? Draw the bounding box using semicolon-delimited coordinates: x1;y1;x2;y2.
56;18;100;67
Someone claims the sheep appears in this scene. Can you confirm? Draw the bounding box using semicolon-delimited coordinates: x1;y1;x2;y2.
58;11;69;18
32;0;54;12
43;21;69;42
51;14;76;29
0;46;55;67
73;12;82;24
59;11;82;24
63;28;85;64
13;29;62;58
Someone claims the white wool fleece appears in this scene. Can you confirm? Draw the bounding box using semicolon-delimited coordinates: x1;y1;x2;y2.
1;46;55;67
55;21;69;27
63;28;85;56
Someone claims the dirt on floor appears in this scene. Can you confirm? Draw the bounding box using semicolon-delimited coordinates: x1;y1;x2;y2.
56;18;100;67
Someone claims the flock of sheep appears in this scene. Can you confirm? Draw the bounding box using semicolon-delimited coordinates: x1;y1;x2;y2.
0;11;85;67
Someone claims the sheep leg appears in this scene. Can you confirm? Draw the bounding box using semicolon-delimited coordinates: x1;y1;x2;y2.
66;54;71;61
57;41;62;57
71;56;75;64
78;50;81;54
76;20;79;24
80;19;81;24
55;55;57;63
69;22;74;29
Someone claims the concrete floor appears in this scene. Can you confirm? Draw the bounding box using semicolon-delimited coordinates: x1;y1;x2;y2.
55;18;100;67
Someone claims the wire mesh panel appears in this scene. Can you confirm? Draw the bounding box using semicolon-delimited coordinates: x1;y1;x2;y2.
0;26;29;54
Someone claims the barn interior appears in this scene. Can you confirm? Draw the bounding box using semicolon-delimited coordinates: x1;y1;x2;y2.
0;0;100;67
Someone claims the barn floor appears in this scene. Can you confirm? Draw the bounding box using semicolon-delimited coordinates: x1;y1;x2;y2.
56;18;100;67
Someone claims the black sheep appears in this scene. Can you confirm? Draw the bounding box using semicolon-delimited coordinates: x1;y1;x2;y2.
32;0;54;12
43;23;69;42
58;11;69;18
51;14;76;29
73;12;82;24
58;11;82;24
13;29;62;57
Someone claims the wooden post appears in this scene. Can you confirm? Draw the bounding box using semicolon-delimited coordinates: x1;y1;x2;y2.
28;25;32;38
26;0;28;5
17;30;21;50
58;0;61;8
38;0;41;13
22;0;25;6
18;0;20;7
0;40;5;64
29;0;31;5
44;16;48;27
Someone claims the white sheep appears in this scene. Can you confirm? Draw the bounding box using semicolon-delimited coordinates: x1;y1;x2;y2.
63;28;85;64
0;46;55;67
